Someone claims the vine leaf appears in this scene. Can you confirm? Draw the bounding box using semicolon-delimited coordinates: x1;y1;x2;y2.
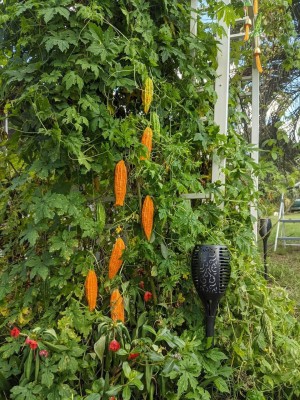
160;242;169;259
40;7;70;24
63;71;84;91
214;377;230;393
94;335;107;364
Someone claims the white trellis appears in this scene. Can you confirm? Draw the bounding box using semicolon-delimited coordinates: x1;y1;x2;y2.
211;0;230;186
187;0;260;239
2;1;261;237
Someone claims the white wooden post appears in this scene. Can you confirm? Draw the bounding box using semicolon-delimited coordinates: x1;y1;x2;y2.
251;67;260;240
274;194;284;251
212;0;231;186
190;0;198;36
250;5;260;240
5;115;9;134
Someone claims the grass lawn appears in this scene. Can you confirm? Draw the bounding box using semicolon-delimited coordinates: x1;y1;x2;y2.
259;212;300;313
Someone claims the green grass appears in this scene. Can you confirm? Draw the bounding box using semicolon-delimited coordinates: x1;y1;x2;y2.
259;212;300;313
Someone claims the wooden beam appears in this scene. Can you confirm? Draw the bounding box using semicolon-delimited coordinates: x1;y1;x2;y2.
190;0;198;37
5;115;8;134
180;193;210;200
212;0;231;187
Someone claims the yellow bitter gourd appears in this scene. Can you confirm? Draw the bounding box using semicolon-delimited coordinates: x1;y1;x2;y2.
142;77;153;114
253;0;258;16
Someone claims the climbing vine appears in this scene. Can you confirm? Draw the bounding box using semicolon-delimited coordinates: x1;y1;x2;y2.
0;1;300;399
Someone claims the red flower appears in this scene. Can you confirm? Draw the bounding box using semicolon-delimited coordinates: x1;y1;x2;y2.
128;352;140;360
109;339;120;352
39;349;49;358
138;281;145;289
25;338;38;350
144;291;152;302
10;327;20;338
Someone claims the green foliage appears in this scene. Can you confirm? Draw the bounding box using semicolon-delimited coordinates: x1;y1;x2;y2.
0;0;300;399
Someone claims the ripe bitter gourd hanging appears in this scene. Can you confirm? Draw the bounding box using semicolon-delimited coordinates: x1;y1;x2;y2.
142;77;153;114
114;160;127;206
141;195;154;241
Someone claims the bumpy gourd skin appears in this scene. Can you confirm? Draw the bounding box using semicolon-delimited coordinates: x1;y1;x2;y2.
151;112;160;137
110;289;125;323
141;195;154;241
85;270;98;311
253;0;258;16
108;238;126;279
114;160;127;206
142;77;153;114
140;127;153;160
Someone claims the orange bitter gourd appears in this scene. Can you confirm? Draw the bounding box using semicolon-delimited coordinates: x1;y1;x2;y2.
110;288;125;323
253;0;258;16
108;238;126;279
141;195;154;241
114;160;127;206
140;127;153;160
142;77;153;114
85;270;98;311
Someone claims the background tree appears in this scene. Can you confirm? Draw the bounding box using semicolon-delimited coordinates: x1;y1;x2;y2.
231;0;300;206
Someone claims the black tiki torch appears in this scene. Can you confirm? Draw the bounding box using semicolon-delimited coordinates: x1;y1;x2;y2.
259;218;272;280
191;245;231;348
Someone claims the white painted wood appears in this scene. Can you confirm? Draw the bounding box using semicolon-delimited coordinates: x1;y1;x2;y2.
241;75;252;81
180;193;210;200
251;68;260;165
212;0;231;186
190;0;198;36
4;115;8;134
274;195;284;251
274;190;300;250
230;32;246;39
251;67;260;240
